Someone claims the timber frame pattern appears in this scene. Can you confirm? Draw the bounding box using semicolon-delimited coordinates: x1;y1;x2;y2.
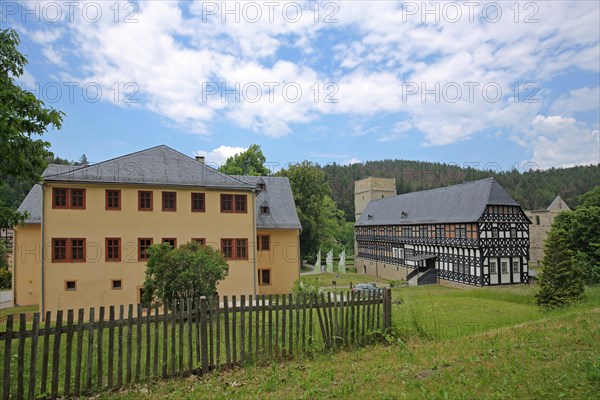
355;179;531;287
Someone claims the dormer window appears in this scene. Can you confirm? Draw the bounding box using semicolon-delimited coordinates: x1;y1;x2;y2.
401;211;408;218
258;183;266;190
260;206;269;215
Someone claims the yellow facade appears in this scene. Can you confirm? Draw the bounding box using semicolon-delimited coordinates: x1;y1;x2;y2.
256;229;300;295
14;181;300;314
13;224;41;306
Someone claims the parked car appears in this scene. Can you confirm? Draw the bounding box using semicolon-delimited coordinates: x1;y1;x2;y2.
352;283;382;294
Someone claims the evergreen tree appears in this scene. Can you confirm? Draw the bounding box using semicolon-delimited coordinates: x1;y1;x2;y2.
535;228;585;307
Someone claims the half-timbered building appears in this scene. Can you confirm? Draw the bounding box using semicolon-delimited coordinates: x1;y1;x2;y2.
355;178;531;287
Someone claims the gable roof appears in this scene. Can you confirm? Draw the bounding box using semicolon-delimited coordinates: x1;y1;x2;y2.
356;178;520;226
17;184;42;224
547;195;571;212
231;176;302;230
42;145;254;190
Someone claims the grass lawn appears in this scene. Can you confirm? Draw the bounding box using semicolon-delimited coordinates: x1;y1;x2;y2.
103;285;600;399
300;272;391;288
0;304;38;323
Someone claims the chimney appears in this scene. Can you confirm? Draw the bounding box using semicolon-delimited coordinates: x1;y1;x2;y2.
195;155;205;164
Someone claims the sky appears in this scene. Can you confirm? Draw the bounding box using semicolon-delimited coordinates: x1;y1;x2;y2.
4;1;600;171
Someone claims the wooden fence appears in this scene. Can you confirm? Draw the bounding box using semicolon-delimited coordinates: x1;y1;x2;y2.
1;289;392;399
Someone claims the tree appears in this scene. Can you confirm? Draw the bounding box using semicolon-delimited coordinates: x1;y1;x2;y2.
278;161;345;260
76;154;89;166
219;144;270;176
142;242;229;304
578;185;600;208
535;228;585;307
0;28;64;227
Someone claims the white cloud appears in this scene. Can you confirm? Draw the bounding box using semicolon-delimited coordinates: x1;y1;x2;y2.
21;0;600;167
195;145;248;165
342;158;362;166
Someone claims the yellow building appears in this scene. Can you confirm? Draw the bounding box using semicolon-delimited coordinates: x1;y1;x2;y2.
12;145;301;314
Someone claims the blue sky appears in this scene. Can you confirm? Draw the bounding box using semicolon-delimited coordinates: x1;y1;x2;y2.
4;1;600;170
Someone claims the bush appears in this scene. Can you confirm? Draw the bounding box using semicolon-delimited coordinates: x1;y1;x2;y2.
0;268;11;289
292;279;321;299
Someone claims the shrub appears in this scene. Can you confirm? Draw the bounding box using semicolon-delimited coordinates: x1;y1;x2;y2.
292;279;321;299
0;268;11;289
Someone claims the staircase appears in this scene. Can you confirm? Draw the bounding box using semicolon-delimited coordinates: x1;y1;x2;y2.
407;266;437;286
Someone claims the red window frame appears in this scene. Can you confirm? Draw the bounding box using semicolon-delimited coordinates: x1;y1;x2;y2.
105;190;121;210
52;238;68;262
138;238;153;261
52;188;68;209
70;189;86;209
138;191;153;211
221;239;234;260
220;194;233;213
191;192;205;212
235;195;247;213
257;235;270;251
162;191;177;211
70;238;86;262
236;238;248;260
106;238;121;262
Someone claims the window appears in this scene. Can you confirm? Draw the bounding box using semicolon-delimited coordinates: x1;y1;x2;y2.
236;239;248;259
106;190;121;210
162;191;176;211
258;269;271;286
65;280;76;291
112;280;123;290
138;238;153;261
191;193;205;212
52;238;68;262
510;228;517;238
52;188;68;209
70;239;86;262
492;228;499;238
221;239;234;259
490;261;497;274
257;182;266;190
70;189;86;209
535;215;540;225
221;238;248;260
52;188;85;209
138;191;153;211
419;226;427;238
221;194;247;213
235;195;247;213
220;194;233;212
162;238;177;249
257;235;270;251
192;238;206;246
512;261;519;273
106;238;121;262
52;238;85;262
501;262;508;274
260;206;269;215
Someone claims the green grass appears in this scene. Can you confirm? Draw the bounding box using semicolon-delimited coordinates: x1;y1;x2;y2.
300;272;391;288
0;304;38;323
103;285;600;399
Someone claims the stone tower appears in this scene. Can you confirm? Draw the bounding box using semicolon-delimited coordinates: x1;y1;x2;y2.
354;177;397;221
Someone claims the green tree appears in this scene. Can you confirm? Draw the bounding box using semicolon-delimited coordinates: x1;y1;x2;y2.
535;228;585;307
0;28;63;227
278;161;345;260
219;144;270;176
142;242;229;304
578;185;600;208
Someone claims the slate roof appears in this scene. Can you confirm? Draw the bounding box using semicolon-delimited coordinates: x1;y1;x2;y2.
16;146;301;230
17;184;42;224
231;176;302;230
42;145;254;190
356;178;520;226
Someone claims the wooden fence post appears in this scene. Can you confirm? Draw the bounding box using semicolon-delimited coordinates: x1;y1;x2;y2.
200;297;209;375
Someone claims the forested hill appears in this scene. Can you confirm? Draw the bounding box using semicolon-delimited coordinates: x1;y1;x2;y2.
321;160;600;221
